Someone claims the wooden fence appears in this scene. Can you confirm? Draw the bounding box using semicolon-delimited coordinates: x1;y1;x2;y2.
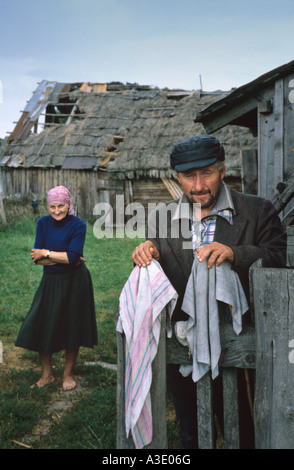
116;177;294;449
116;259;294;449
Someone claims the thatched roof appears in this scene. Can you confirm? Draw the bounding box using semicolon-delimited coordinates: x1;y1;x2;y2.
0;81;256;179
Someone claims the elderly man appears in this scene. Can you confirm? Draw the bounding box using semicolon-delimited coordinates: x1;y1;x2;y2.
132;135;287;448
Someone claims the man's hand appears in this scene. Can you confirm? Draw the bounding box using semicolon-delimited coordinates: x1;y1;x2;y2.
132;240;160;267
197;242;234;268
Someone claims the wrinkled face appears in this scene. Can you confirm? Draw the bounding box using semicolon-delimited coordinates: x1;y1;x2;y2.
49;203;69;221
177;163;225;215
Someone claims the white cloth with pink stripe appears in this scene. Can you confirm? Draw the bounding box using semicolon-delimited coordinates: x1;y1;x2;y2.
117;259;178;449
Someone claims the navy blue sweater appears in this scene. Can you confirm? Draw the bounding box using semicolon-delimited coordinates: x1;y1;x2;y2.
34;214;86;273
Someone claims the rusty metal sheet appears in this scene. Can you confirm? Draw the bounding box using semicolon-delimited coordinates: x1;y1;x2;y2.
8;112;29;141
61;156;98;170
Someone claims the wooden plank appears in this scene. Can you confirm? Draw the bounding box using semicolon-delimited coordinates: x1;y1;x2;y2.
116;310;168;449
166;323;255;369
253;267;294;448
198;96;259;134
241;149;258;195
281;206;294;228
271;173;294;214
197;372;214;448
283;72;294;183
116;330;135;449
286;226;294;266
273;79;284;197
161;177;183;199
80;82;90;92
146;309;168;449
222;368;240;448
8;112;29;141
0;194;7;224
258;108;275;199
91;83;107;93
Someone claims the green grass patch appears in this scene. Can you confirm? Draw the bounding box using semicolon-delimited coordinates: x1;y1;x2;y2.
44;365;118;449
0;368;54;448
0;217;180;449
0;217;144;448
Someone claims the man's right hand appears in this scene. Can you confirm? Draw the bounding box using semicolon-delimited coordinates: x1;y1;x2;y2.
132;240;160;267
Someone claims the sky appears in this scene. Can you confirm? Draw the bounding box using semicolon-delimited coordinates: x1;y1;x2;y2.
1;0;294;138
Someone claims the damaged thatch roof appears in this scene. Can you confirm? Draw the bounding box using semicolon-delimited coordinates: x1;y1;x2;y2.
0;81;256;179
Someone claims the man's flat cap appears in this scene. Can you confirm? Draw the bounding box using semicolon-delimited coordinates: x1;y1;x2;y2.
170;135;225;172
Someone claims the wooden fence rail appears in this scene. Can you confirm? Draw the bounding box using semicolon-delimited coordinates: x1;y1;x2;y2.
116;260;294;449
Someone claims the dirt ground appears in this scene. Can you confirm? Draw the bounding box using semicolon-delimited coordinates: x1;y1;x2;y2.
1;343;178;449
0;344;93;448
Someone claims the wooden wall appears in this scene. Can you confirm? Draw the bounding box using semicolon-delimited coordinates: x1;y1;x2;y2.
0;168;173;221
258;72;294;204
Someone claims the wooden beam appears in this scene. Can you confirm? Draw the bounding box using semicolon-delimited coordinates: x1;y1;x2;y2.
166;323;255;369
196;97;259;134
241;149;258;195
0;194;7;224
197;372;214;448
253;267;294;448
223;368;240;448
271;173;294;213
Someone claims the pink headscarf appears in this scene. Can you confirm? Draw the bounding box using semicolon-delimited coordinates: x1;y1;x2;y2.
47;186;75;215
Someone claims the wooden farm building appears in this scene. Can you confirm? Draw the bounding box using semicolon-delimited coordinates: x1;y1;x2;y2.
0;80;256;221
196;59;294;205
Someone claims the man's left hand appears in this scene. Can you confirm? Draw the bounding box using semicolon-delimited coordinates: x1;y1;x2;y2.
197;242;234;268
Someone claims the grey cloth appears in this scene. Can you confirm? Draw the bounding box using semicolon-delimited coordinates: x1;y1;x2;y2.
179;258;249;382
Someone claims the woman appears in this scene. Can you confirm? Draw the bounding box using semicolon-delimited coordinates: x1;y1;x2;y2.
15;186;98;391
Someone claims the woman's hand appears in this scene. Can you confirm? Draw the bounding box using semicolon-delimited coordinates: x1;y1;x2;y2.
31;249;85;266
74;257;87;267
30;249;46;263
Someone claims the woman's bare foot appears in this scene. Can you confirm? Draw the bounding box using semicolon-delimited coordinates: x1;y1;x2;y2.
62;376;77;391
32;375;55;388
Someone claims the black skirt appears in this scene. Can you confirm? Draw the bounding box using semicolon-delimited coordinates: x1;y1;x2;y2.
15;263;98;354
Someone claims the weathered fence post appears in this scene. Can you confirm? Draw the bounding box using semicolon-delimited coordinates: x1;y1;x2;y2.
196;372;214;448
116;309;168;449
252;266;294;448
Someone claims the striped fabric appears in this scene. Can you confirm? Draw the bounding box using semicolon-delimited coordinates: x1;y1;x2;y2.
117;260;178;449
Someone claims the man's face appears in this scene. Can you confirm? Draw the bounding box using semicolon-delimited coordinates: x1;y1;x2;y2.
177;163;225;214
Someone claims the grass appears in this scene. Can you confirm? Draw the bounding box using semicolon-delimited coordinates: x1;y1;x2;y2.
0;216;140;364
0;216;181;449
0;216;142;448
